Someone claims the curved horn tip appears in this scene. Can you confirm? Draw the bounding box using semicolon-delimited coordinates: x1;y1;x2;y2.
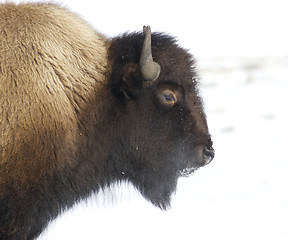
143;25;151;33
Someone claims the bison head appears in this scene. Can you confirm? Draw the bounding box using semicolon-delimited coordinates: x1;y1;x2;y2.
108;26;214;209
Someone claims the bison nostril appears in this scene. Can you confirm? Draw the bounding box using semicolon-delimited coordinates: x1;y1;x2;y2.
203;147;215;164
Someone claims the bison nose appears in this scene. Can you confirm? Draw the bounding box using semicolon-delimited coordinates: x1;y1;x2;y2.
203;147;215;165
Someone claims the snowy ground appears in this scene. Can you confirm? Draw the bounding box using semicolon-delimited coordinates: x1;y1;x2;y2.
4;0;288;239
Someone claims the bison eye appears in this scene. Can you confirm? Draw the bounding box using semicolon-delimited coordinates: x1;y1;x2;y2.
163;93;175;102
158;89;177;106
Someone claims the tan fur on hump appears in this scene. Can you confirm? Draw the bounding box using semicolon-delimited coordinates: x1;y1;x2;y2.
0;3;110;183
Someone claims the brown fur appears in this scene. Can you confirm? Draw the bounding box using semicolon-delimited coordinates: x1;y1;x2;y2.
0;3;108;177
0;3;110;239
0;3;214;240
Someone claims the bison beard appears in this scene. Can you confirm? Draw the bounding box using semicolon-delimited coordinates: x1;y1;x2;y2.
0;3;214;240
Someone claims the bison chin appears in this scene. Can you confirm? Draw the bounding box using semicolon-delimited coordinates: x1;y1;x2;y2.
125;141;214;209
129;169;179;210
131;160;200;209
137;164;199;209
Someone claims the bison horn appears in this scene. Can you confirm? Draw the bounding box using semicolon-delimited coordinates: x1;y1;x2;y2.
139;26;161;82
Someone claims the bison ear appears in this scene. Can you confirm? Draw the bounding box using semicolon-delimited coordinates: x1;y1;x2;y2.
119;63;143;99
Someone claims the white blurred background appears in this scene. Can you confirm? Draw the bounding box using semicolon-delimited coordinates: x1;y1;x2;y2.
3;0;288;239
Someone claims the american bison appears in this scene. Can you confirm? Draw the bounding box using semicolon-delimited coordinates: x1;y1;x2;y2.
0;3;214;240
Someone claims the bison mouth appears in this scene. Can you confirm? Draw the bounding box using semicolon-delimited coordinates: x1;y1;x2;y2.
178;166;199;177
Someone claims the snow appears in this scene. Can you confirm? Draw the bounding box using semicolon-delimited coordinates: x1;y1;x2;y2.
4;0;288;239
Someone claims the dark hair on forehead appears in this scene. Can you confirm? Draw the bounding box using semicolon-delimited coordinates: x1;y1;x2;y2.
108;31;198;95
109;31;191;64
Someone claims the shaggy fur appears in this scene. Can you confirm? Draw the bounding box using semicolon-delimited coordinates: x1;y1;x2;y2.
0;3;214;240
